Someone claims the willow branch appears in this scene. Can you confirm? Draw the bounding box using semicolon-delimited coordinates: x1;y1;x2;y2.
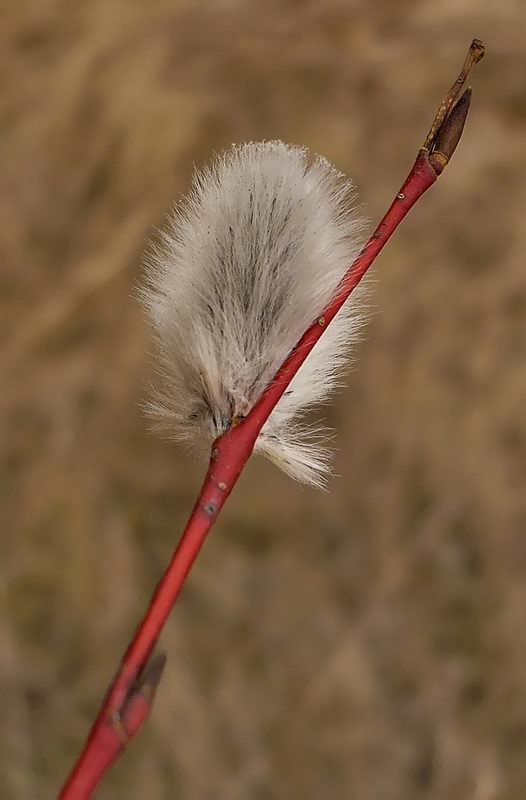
58;39;484;800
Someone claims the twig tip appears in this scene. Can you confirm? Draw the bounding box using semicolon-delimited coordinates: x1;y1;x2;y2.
423;38;485;171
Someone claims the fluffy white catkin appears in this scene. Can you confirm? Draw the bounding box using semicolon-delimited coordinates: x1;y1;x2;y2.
141;141;368;488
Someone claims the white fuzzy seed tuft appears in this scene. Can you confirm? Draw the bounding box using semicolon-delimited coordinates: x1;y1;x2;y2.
141;141;368;488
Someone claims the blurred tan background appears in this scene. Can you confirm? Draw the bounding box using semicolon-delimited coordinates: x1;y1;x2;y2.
1;1;525;798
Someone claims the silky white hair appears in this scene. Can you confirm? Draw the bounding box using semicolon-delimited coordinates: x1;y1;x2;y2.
141;141;368;488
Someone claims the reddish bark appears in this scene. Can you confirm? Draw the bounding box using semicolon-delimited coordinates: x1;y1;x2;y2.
59;40;483;800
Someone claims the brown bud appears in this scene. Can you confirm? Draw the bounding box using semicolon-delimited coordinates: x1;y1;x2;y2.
429;88;472;174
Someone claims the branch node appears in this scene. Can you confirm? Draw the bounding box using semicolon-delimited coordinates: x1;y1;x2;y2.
113;652;167;743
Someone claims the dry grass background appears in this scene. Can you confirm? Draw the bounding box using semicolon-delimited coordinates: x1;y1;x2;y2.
1;1;525;798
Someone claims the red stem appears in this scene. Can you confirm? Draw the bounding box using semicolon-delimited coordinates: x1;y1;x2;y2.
59;152;436;799
59;40;484;797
